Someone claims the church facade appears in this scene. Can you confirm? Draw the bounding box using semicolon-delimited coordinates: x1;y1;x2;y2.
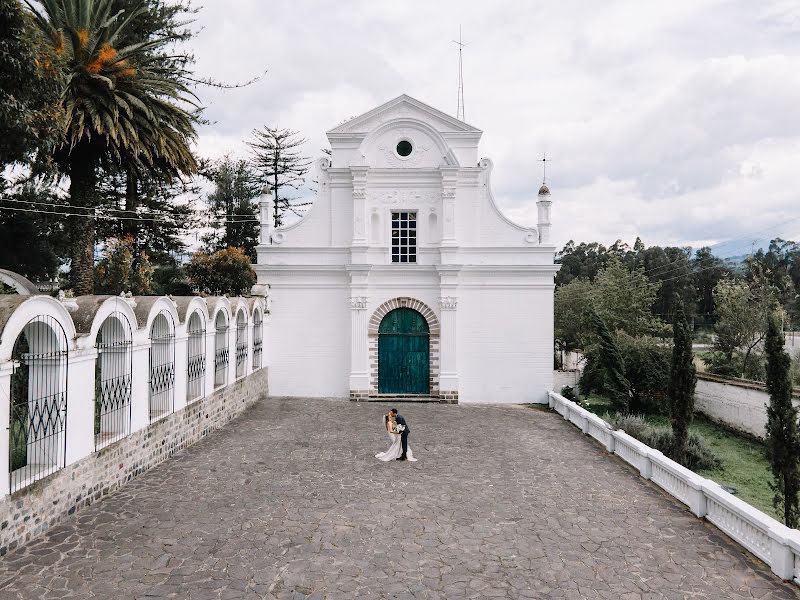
254;95;558;404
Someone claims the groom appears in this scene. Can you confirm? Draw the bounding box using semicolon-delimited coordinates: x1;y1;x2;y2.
390;408;410;461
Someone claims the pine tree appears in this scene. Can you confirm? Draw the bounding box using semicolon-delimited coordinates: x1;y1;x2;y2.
248;127;312;227
765;313;800;527
201;156;261;260
590;311;631;412
668;295;696;465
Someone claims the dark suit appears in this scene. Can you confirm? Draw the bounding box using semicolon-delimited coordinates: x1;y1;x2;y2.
395;414;410;457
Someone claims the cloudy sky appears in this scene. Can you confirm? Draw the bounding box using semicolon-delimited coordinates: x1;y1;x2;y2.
188;0;800;253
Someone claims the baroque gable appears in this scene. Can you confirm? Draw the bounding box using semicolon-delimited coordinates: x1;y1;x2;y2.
327;94;482;136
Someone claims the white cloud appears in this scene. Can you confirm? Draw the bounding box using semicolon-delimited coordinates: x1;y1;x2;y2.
187;0;800;250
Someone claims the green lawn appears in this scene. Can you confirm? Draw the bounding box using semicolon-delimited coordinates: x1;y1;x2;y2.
580;396;777;519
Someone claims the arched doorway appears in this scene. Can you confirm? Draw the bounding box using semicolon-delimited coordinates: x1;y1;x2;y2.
378;308;430;394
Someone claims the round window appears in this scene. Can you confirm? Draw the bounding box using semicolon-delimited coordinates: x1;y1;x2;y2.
396;140;413;157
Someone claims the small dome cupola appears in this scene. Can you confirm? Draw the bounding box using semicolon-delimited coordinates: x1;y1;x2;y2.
538;183;550;196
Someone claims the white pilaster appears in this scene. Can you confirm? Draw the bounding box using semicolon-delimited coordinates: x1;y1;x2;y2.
0;363;12;495
130;345;150;433
440;167;459;247
204;327;215;397
438;297;458;395
173;332;188;412
437;265;461;399
227;322;236;387
351;166;369;261
348;297;370;395
65;350;95;465
347;264;370;397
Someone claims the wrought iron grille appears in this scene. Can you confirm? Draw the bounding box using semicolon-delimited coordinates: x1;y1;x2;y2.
187;311;206;402
9;315;68;493
214;310;229;388
252;310;263;370
94;312;132;449
235;311;247;379
149;312;175;421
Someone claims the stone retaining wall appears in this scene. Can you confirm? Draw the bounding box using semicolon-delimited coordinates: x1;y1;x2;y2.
0;367;268;557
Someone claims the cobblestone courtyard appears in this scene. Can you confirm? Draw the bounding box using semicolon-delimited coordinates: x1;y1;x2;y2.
0;396;797;599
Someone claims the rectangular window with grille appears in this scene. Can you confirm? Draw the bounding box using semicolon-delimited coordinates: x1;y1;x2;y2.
391;211;416;263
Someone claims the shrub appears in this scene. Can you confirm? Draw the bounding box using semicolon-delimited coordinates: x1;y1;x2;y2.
646;428;722;471
187;247;256;296
610;413;651;441
94;236;153;295
610;415;721;471
153;265;193;296
703;350;766;382
560;386;576;401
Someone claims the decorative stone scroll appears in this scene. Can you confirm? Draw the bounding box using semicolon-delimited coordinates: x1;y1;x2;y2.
439;297;458;311
350;296;368;310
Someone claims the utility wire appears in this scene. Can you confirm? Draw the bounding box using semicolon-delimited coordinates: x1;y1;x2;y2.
0;204;260;224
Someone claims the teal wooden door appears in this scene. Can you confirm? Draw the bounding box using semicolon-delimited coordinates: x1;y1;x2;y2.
378;308;429;394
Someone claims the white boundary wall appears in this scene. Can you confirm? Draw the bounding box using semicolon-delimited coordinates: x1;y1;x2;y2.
547;390;800;584
0;293;268;555
694;374;800;439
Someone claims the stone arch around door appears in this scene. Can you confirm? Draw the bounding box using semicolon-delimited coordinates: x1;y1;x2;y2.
368;298;440;398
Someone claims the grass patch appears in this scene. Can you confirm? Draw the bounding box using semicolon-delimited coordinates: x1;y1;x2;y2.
578;394;777;519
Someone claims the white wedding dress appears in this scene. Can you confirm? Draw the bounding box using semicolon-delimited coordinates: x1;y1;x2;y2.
375;419;417;462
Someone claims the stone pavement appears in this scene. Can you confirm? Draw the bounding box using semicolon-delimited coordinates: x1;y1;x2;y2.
0;397;797;600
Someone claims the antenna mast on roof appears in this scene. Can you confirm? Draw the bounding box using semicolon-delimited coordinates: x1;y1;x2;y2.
540;152;548;184
453;26;467;121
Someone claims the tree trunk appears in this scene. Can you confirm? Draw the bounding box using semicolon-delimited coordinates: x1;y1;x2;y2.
273;159;279;228
742;341;759;378
68;150;97;295
123;168;138;239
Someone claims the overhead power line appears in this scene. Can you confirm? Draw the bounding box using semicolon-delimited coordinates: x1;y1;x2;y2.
0;204;260;224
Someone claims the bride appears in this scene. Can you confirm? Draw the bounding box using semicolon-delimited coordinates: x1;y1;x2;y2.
375;411;416;462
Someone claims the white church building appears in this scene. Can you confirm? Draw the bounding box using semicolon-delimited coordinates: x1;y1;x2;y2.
254;95;558;404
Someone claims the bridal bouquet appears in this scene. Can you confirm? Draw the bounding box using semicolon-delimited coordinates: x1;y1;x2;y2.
395;424;406;433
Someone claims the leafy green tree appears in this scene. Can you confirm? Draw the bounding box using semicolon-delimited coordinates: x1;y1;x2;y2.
746;239;800;323
555;240;610;287
668;295;697;465
248;127;312;227
554;279;595;354
581;333;670;414
619;333;672;414
26;0;198;294
712;274;777;377
187;247;256;296
587;311;631;412
765;313;800;527
593;257;665;337
202;157;261;260
638;245;694;323
0;0;62;174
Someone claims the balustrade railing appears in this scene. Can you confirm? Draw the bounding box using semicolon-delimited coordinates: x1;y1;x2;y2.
546;390;800;585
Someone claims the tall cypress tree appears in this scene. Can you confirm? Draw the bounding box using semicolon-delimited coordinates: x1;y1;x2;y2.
590;311;631;413
765;314;800;527
668;295;696;465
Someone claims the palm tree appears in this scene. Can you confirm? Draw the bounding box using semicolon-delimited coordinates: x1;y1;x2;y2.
25;0;198;294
